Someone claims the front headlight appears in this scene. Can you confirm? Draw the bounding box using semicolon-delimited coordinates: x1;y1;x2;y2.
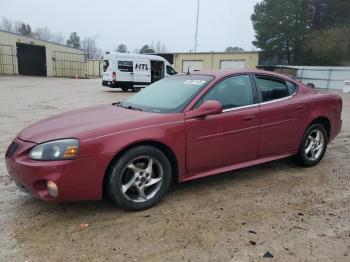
29;139;79;161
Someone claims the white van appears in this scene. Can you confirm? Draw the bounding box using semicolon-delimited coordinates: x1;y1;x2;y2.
102;53;177;92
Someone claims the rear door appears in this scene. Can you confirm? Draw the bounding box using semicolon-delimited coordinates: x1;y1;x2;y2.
133;59;151;84
254;74;303;157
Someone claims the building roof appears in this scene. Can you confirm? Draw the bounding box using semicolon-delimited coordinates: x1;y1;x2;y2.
0;29;84;52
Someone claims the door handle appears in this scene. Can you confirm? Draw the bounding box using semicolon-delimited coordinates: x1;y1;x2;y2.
296;105;305;111
244;115;254;121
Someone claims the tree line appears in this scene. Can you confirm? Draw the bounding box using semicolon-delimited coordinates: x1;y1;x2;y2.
251;0;350;65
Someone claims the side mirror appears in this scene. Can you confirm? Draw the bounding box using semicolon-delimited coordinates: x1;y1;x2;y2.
185;100;223;119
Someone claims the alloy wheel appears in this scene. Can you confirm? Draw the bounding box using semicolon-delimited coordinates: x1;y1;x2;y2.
304;128;325;161
120;156;163;203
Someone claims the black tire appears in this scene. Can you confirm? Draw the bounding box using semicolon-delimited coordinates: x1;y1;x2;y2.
106;145;172;211
132;86;141;92
294;123;328;167
121;87;128;92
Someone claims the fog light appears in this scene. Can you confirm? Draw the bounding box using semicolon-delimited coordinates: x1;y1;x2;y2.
47;180;58;198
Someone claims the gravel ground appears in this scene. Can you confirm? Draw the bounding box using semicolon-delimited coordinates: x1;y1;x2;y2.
0;76;349;262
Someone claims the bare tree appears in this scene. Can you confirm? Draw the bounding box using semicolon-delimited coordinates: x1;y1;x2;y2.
51;32;65;44
82;36;102;59
14;20;24;34
155;41;167;53
0;17;26;34
0;16;66;45
34;27;52;41
0;17;13;32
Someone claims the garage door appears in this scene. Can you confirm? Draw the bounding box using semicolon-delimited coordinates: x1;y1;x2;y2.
182;60;203;72
17;43;47;76
220;60;246;70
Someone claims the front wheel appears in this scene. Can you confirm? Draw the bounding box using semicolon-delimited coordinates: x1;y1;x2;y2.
106;146;172;211
294;123;328;167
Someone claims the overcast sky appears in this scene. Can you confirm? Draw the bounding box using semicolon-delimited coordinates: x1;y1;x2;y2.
1;0;260;52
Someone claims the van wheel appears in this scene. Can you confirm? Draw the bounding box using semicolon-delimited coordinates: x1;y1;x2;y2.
106;145;172;211
132;86;141;92
121;87;128;92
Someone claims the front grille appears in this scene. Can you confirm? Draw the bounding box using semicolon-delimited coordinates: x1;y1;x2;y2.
5;142;19;158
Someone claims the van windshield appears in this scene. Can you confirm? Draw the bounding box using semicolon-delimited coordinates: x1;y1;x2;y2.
121;75;214;113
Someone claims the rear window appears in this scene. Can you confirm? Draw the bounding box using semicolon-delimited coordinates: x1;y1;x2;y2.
255;75;290;102
118;61;133;72
286;81;297;94
103;60;109;72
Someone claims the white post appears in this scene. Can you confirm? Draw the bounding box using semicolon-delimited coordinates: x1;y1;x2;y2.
343;80;350;93
194;0;200;52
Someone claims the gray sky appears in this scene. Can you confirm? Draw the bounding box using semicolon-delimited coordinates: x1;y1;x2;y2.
1;0;260;52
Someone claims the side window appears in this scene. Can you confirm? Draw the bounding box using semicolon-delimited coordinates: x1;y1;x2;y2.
118;61;133;72
201;75;254;110
103;60;109;72
166;65;177;75
255;76;290;102
286;81;297;95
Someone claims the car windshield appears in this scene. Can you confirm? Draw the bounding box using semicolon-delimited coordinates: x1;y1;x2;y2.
122;75;214;113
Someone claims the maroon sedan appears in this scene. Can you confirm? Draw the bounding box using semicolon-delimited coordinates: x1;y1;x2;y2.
5;70;342;210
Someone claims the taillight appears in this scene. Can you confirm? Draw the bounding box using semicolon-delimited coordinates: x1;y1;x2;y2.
112;72;116;81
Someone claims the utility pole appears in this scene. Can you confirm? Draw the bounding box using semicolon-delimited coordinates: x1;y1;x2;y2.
194;0;200;52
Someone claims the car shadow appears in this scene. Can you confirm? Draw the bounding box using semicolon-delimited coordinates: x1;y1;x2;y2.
13;157;300;216
172;157;299;192
103;90;129;93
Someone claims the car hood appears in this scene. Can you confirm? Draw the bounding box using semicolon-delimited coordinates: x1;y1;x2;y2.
18;104;170;144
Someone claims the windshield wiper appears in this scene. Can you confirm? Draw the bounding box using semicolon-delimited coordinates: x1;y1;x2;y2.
113;101;143;111
125;105;143;111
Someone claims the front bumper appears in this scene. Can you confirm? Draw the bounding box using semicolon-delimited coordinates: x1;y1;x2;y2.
5;138;114;202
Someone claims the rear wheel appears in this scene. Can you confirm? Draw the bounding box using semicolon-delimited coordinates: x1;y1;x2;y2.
294;123;328;167
106;146;172;211
121;87;128;92
132;86;141;92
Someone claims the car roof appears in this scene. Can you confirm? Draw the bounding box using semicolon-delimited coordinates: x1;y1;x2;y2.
188;69;292;80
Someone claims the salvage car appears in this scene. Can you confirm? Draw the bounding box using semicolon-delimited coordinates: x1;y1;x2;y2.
5;70;342;210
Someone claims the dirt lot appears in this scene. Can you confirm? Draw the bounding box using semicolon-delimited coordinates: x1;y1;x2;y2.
0;76;349;262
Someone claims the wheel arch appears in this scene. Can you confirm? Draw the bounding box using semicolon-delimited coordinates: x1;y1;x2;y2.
307;116;331;139
102;140;179;196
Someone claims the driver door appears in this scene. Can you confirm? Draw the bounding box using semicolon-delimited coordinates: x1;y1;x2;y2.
185;74;260;175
